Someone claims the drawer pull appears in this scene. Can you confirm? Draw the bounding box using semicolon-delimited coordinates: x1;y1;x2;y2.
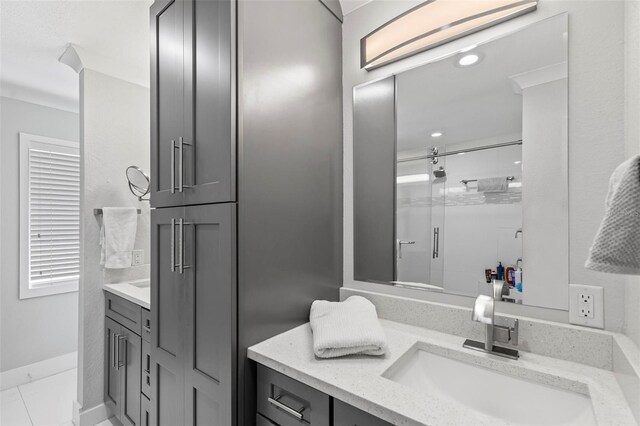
268;395;304;420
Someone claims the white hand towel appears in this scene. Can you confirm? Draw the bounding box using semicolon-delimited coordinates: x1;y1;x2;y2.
309;296;388;358
477;177;509;193
586;155;640;275
100;207;138;269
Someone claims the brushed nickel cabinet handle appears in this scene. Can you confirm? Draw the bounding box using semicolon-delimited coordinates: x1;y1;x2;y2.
267;395;304;420
116;335;126;370
112;333;118;368
178;137;193;193
178;218;192;274
170;218;176;272
171;139;177;194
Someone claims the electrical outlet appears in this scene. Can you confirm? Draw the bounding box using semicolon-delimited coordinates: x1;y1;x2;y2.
569;284;603;328
132;249;144;266
578;293;594;319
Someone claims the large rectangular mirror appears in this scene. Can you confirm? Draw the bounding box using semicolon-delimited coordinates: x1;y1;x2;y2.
354;14;569;310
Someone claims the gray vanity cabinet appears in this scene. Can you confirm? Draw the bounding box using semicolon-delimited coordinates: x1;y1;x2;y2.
150;203;235;425
104;316;143;426
256;365;391;426
333;400;392;426
150;0;234;209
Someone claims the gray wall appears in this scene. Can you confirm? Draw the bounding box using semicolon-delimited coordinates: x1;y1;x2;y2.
342;0;630;332
624;0;640;349
0;96;79;372
77;69;150;413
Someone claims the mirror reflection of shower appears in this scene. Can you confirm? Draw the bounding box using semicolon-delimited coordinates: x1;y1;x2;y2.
395;141;523;299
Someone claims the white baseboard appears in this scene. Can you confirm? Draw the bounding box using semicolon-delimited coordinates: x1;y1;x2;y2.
0;351;77;390
72;401;112;426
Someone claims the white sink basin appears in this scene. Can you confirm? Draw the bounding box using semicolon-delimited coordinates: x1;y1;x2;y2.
129;279;150;288
386;348;596;425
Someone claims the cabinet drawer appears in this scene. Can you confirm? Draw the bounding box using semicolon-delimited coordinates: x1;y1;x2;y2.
257;365;330;426
334;399;392;426
141;339;152;398
141;308;151;343
105;292;142;335
256;413;278;426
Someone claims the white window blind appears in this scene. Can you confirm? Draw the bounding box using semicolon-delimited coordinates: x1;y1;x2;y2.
20;133;80;299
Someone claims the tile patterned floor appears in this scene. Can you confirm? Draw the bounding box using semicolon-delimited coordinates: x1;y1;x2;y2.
1;369;76;426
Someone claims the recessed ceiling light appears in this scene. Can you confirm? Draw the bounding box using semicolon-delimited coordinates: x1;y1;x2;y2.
431;132;443;138
514;161;521;164
458;54;480;67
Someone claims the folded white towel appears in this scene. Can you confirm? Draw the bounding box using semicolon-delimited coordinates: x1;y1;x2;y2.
100;207;138;269
309;296;388;358
586;155;640;275
477;177;509;193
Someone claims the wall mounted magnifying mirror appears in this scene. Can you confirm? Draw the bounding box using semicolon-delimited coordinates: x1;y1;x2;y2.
126;165;150;201
354;14;569;311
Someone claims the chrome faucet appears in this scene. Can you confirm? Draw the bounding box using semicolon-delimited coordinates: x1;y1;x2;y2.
463;295;520;359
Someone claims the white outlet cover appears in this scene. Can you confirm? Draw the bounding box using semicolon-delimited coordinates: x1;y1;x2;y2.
569;284;604;328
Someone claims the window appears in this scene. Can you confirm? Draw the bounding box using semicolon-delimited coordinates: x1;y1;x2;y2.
20;133;80;299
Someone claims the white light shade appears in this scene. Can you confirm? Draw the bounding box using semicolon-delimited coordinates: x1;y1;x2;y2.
361;0;538;70
431;131;443;137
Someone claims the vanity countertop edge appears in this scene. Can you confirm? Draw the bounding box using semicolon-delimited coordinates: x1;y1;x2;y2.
248;319;636;426
103;279;150;310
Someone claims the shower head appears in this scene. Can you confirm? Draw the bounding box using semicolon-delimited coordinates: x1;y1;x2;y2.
433;166;446;178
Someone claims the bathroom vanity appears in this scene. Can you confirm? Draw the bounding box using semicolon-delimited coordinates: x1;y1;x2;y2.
248;292;637;425
103;282;153;426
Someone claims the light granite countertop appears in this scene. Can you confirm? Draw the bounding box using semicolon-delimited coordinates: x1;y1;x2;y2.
248;319;636;426
103;279;150;309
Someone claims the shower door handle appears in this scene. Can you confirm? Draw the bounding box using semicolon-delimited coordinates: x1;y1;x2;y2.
432;228;440;259
397;240;415;259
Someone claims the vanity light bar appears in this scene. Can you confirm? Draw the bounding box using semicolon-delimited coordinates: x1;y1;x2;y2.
360;0;538;70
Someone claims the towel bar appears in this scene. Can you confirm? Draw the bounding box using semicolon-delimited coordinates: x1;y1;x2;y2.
461;176;516;185
93;208;142;215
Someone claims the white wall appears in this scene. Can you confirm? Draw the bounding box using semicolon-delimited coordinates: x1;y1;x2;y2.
343;0;628;331
76;69;150;415
0;96;79;372
624;0;640;349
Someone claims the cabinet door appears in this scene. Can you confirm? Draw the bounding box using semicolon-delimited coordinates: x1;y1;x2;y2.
151;0;185;208
333;399;392;426
120;331;142;426
182;203;236;425
182;0;235;205
104;318;122;418
151;207;185;425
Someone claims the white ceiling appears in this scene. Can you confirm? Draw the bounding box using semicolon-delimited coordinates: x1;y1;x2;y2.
0;0;151;112
396;14;568;153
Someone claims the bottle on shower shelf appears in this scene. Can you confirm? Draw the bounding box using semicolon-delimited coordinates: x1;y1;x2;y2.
496;261;505;281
